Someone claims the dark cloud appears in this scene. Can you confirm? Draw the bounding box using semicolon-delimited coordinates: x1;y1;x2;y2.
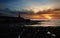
0;3;6;9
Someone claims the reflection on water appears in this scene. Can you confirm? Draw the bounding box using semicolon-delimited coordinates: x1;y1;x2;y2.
21;14;60;27
25;19;60;27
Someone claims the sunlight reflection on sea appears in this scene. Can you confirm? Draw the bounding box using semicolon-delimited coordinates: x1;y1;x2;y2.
25;19;60;27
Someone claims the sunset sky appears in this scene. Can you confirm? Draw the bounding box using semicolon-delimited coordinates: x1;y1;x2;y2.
0;0;60;27
0;0;60;17
0;0;60;11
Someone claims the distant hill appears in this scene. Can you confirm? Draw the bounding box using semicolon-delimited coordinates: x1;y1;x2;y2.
0;9;18;17
54;8;60;11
